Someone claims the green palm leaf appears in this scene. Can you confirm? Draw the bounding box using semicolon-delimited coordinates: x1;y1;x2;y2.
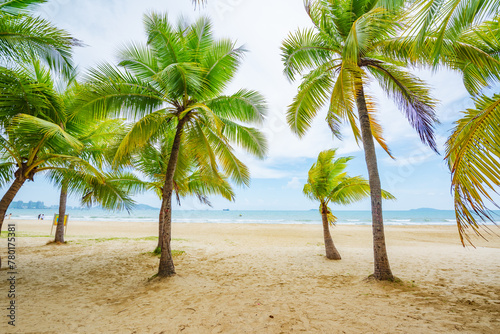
446;93;500;245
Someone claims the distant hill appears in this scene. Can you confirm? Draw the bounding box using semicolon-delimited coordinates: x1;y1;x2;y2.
134;204;159;210
409;208;446;212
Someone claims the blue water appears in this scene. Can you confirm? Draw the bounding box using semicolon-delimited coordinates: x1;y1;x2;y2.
5;208;500;225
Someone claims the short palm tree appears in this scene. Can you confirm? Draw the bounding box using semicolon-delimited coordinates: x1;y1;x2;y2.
304;149;394;260
77;13;267;277
0;0;77;75
0;61;87;230
281;0;439;280
133;135;235;252
47;116;143;243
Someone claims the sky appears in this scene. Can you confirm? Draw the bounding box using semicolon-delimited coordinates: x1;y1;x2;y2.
1;0;486;211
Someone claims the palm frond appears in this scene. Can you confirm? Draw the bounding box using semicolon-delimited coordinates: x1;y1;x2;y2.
78;63;165;120
0;161;15;186
10;113;83;156
220;119;267;159
0;12;78;76
366;61;439;152
0;0;45;14
201;39;245;97
446;93;500;245
287;62;336;136
205;89;267;125
305;149;395;208
281;27;333;81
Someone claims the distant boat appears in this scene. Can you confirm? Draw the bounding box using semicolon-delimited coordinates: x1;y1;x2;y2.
223;209;230;211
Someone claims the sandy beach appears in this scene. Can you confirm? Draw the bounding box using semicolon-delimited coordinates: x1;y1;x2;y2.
1;219;499;333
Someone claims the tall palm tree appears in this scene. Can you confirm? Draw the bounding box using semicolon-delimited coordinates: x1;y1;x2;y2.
304;149;395;260
281;0;439;280
76;13;267;277
0;0;78;75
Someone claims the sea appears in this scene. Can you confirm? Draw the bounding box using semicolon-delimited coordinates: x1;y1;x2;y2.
5;208;500;226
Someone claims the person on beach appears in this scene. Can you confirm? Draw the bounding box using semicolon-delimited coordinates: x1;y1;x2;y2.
8;213;12;219
38;214;41;220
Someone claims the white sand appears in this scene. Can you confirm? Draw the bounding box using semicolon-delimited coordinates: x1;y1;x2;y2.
1;219;499;333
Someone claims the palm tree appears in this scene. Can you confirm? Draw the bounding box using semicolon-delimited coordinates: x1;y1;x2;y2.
0;0;78;75
48;168;141;243
281;0;439;280
133;135;235;253
0;61;88;231
304;149;395;260
76;13;267;277
445;94;500;245
397;2;500;243
47;117;143;243
404;0;500;69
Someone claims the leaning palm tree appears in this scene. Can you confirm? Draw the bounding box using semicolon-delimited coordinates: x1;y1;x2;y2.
76;13;267;277
0;0;77;75
281;0;439;280
304;149;395;260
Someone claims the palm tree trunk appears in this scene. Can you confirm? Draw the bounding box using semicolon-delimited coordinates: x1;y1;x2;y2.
355;81;394;281
0;177;26;232
0;176;26;269
158;116;188;277
55;182;68;243
156;208;165;252
321;204;341;260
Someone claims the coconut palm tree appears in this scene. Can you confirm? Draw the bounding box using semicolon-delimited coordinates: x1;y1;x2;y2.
76;13;267;277
46;117;143;243
0;61;88;230
281;0;439;280
0;0;77;75
48;168;142;243
304;149;395;260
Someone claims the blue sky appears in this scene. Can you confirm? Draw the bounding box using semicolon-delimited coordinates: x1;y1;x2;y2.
2;0;487;211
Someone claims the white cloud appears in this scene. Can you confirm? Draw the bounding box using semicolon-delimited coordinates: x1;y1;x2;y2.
285;177;302;189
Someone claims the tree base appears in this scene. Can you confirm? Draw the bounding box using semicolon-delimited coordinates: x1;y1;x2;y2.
157;270;176;278
46;241;68;245
366;273;397;282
